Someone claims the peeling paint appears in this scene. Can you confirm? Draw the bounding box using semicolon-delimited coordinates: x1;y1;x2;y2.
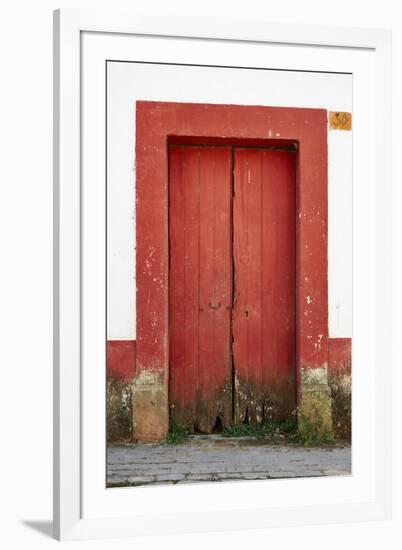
314;334;324;353
132;365;164;386
234;373;296;426
301;364;329;386
329;371;351;441
328;338;352;441
299;364;333;443
131;367;169;442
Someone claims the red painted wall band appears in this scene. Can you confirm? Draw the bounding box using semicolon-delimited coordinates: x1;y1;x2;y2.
106;338;351;382
328;338;352;376
107;340;136;381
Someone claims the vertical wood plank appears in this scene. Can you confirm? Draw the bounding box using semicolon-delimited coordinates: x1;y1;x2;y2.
169;146;232;432
198;147;232;431
232;149;248;422
261;151;296;417
244;151;263;414
198;149;216;429
183;149;200;425
209;148;232;429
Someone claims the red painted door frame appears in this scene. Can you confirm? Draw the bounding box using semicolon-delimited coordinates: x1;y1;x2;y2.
135;101;328;437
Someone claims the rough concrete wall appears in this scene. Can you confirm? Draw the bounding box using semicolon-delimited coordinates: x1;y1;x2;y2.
106;341;136;443
131;369;169;442
298;365;333;444
107;376;132;443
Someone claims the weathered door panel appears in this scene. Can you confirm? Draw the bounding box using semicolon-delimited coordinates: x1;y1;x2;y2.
233;149;296;423
169;146;232;432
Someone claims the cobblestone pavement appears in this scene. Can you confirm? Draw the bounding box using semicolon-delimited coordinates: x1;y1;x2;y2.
107;436;351;487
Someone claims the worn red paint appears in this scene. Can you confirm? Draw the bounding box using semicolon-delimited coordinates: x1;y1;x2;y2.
328;338;352;376
169;146;232;431
107;340;136;381
233;149;296;421
136;101;328;429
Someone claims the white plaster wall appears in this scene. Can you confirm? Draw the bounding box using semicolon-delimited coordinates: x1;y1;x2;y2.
107;62;352;340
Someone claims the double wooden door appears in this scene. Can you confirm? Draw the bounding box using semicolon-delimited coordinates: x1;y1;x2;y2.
169;145;296;433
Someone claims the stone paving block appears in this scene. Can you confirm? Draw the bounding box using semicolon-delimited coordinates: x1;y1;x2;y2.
185;473;220;481
241;473;271;480
268;472;297;478
189;463;226;473
156;473;186;482
291;471;323;477
322;469;351;476
112;456;177;465
107;476;129;484
152;462;193;474
107;464;137;471
225;465;256;473
127;475;156;484
175;455;226;463
218;472;245;479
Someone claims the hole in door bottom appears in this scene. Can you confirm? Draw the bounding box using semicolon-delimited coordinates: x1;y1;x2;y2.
212;416;223;433
243;408;250;425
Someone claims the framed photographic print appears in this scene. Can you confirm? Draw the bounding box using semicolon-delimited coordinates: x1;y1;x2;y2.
53;8;392;540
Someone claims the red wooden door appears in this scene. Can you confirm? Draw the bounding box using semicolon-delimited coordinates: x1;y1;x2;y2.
169;146;233;433
169;145;296;432
233;148;296;424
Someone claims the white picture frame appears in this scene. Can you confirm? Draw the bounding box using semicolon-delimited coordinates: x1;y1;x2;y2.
53;8;392;541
